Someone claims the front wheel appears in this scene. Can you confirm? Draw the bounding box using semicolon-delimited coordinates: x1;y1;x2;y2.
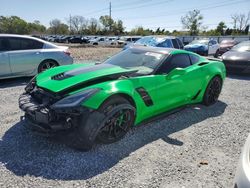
96;96;135;144
203;76;222;106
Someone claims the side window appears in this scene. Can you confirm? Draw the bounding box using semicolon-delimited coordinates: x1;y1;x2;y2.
8;37;22;51
157;39;172;48
21;39;43;50
8;37;43;51
189;54;200;64
176;38;184;49
171;39;179;49
157;54;192;74
0;38;10;51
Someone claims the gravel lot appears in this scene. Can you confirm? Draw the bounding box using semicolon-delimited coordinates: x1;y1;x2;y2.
0;51;249;187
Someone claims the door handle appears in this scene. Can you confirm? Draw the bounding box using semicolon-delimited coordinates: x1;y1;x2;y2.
35;52;40;55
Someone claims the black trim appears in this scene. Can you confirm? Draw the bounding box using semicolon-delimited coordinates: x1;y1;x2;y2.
136;87;153;106
192;90;201;100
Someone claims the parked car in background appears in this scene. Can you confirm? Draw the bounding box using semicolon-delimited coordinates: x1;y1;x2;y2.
89;37;107;45
0;34;73;79
234;133;250;188
215;39;237;57
123;36;184;50
222;41;250;74
58;36;72;43
184;39;219;56
117;36;141;45
68;36;89;44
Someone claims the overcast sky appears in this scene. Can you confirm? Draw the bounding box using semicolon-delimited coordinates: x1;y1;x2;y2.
0;0;249;31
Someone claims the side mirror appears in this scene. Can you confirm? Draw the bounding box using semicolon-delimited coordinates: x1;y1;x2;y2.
208;42;212;46
167;68;186;79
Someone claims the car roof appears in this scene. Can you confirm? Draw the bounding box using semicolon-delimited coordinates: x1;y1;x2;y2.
0;34;48;43
141;35;179;39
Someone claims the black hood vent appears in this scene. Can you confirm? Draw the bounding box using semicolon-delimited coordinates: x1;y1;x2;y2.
51;64;116;81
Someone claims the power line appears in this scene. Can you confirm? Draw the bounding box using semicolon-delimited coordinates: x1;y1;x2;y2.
112;0;174;12
117;0;247;20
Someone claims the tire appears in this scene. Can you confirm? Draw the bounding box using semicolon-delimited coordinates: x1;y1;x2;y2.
68;96;135;151
214;50;219;58
203;76;222;106
96;96;136;144
38;60;58;73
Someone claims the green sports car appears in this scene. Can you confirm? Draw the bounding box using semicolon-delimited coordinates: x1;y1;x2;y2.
19;46;226;150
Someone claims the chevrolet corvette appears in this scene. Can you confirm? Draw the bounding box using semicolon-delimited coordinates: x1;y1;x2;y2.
19;46;226;150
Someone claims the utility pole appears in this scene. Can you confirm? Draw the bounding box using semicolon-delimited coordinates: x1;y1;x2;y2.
109;1;112;33
69;14;72;35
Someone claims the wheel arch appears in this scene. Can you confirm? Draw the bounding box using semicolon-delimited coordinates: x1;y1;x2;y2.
101;93;137;109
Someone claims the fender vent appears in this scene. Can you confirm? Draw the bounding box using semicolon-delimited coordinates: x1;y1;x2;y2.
136;87;153;106
198;62;208;66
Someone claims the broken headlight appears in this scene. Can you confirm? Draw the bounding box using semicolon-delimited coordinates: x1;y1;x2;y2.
51;88;100;109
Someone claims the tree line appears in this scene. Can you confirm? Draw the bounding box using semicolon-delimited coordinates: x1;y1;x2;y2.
0;10;249;36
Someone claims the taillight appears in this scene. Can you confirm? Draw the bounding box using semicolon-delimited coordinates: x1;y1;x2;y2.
64;51;71;56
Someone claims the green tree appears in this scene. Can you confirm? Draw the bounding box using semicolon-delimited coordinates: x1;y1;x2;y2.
113;20;124;35
181;10;203;35
0;16;29;34
28;20;46;34
48;19;68;34
216;22;227;35
99;15;114;34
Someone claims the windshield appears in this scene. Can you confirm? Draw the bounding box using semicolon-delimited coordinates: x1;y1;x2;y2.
231;41;250;52
190;39;209;45
104;49;166;75
135;37;165;46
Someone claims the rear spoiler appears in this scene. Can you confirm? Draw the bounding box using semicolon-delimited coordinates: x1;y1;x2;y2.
206;57;222;62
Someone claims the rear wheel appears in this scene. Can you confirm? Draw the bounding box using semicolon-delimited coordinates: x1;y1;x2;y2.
203;76;222;106
38;60;58;73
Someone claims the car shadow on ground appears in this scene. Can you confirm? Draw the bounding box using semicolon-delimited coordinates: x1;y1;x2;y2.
0;77;31;88
227;73;250;81
0;101;227;181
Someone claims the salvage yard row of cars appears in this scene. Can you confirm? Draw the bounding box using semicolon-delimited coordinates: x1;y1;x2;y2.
0;33;250;187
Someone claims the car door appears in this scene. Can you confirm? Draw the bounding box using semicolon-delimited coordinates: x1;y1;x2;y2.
8;37;44;76
0;37;11;78
208;40;219;55
154;53;204;114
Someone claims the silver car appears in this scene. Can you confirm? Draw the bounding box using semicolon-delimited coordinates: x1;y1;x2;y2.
234;134;250;188
0;34;73;79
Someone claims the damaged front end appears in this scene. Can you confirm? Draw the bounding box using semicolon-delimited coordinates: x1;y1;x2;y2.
19;77;100;136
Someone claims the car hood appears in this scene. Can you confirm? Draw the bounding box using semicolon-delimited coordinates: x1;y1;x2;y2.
222;50;250;61
184;43;206;49
36;63;136;94
219;44;234;49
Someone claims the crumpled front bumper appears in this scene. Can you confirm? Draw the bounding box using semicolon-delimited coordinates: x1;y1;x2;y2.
19;93;90;136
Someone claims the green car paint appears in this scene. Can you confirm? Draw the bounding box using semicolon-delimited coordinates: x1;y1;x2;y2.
34;48;226;125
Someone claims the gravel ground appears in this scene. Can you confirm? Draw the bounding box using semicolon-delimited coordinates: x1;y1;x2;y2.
0;73;250;187
68;46;121;61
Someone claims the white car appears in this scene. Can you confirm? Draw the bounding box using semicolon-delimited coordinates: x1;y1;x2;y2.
184;39;219;56
0;34;73;79
234;134;250;188
89;37;106;45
